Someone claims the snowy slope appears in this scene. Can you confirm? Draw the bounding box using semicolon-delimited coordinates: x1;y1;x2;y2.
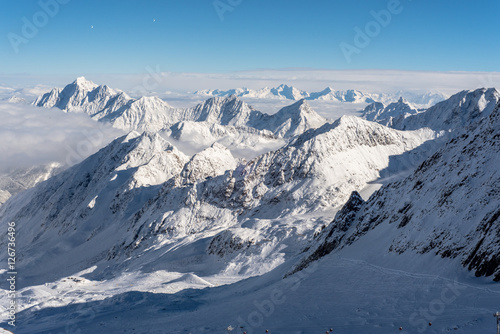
118;115;433;269
180;95;264;126
33;77;132;118
253;99;326;138
361;97;420;127
9;252;499;334
1;87;498;334
178;95;327;139
393;88;500;131
295;102;500;281
0;113;432;288
102;96;182;132
0;132;189;286
181;143;238;183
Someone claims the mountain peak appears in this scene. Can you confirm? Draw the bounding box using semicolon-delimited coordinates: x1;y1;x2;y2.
72;77;97;90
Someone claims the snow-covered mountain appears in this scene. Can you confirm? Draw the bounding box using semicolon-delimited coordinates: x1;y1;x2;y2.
33;80;327;141
4;95;27;104
253;99;327;138
196;84;309;101
101;96;182;132
294;101;500;281
165;97;327;151
195;85;447;106
33;77;183;132
0;110;433;287
196;85;377;103
391;88;500;131
2;83;499;334
0;132;190;285
33;77;132;118
361;97;420;127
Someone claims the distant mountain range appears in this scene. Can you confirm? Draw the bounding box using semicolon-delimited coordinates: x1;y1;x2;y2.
33;78;327;139
195;84;448;107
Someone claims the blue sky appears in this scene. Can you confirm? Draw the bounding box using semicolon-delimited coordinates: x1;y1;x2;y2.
0;0;499;76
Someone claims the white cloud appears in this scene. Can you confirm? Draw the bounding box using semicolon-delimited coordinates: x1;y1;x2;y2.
0;102;125;173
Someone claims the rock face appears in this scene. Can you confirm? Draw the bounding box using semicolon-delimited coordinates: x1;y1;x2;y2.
295;102;500;281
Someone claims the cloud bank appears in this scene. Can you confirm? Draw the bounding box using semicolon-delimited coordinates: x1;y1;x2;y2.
0;102;124;173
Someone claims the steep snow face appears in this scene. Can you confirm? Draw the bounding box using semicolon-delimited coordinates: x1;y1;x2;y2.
243;115;431;212
362;97;420;127
256;99;327;138
393;88;500;131
176;96;326;139
33;77;132;118
0;132;189;286
104;96;182;132
0;190;11;206
182;95;264;127
297;103;500;281
181;143;238;183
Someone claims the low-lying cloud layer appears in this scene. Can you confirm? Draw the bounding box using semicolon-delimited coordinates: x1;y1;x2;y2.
0;102;124;173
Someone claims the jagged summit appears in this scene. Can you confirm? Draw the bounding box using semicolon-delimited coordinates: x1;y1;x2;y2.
255;98;326;138
73;76;98;90
361;96;419;127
